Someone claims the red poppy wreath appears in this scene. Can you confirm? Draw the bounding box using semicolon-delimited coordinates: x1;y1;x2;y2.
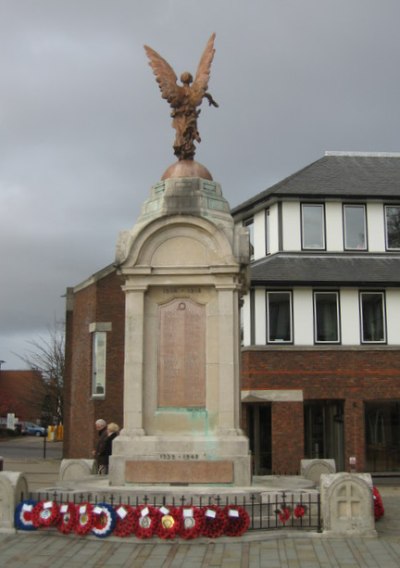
75;502;94;536
113;504;138;537
201;505;227;538
134;505;160;539
156;506;182;540
223;505;250;537
179;506;204;540
57;502;78;534
32;500;60;528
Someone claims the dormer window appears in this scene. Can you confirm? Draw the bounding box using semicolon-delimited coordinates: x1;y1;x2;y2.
244;217;254;259
301;204;325;250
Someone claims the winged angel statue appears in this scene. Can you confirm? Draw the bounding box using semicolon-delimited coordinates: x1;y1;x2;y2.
144;33;218;161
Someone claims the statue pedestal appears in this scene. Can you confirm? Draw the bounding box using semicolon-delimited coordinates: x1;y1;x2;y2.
110;175;251;486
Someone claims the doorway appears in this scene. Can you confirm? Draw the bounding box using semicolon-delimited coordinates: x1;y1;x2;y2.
247;404;272;475
304;401;345;471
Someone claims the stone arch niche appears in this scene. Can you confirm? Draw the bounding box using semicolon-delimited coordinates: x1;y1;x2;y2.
110;176;251;486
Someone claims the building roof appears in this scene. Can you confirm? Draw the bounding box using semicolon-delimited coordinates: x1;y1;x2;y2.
251;253;400;287
232;152;400;217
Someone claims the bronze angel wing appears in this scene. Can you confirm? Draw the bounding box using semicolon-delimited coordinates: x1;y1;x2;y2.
191;33;216;105
143;44;182;106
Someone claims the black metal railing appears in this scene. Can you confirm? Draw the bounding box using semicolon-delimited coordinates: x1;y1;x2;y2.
20;490;322;532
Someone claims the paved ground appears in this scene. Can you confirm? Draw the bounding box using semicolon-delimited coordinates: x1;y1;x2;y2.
2;446;400;567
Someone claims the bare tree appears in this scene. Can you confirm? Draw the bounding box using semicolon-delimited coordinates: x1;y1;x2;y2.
17;322;65;425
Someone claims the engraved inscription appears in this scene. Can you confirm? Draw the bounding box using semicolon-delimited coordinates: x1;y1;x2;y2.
158;298;205;407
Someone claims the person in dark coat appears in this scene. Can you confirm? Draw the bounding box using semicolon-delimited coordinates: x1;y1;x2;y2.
93;418;108;475
103;422;120;473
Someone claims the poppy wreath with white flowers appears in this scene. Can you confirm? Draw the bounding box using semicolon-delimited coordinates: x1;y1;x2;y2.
57;502;78;534
201;505;227;538
223;505;250;537
32;500;60;528
91;503;116;538
156;506;182;540
179;506;204;540
134;505;161;539
75;502;94;535
14;500;37;531
113;504;138;537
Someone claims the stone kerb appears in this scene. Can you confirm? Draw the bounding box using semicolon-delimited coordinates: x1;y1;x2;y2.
59;459;96;481
320;472;376;536
0;471;28;532
301;459;336;484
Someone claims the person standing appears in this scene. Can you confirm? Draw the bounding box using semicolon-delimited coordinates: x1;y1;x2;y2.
103;422;120;473
93;418;108;475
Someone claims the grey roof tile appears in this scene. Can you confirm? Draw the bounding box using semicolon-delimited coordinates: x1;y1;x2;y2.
232;154;400;215
251;253;400;286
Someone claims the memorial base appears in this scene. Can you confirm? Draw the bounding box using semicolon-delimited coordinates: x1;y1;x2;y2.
109;435;251;487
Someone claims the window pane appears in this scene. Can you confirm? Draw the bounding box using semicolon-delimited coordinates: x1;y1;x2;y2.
267;292;291;342
361;293;385;342
92;332;107;395
314;292;339;342
385;206;400;249
344;205;366;249
302;204;324;249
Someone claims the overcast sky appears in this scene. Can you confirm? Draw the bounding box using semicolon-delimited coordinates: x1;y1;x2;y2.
1;0;400;369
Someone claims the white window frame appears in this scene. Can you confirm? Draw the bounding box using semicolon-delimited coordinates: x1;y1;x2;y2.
301;203;325;250
266;291;293;343
313;291;340;344
344;204;367;250
385;205;400;250
360;291;386;344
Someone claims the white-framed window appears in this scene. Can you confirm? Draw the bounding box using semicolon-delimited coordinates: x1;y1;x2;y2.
344;204;367;250
313;291;340;343
301;204;325;249
265;208;270;255
92;331;107;397
266;291;292;343
360;292;386;343
244;217;254;260
385;205;400;250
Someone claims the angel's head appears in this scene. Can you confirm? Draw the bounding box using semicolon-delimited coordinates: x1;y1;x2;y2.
180;72;193;85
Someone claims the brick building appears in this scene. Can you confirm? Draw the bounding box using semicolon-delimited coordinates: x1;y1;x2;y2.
64;151;400;475
234;151;400;475
0;369;45;424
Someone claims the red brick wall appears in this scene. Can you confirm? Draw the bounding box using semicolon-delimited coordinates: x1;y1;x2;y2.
271;401;304;474
63;269;125;458
241;348;400;473
0;370;44;423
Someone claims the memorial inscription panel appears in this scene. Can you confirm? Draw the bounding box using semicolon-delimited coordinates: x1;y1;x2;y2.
158;298;205;407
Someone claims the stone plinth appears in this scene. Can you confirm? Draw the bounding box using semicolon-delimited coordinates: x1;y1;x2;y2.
0;472;28;532
111;175;251;486
320;472;376;536
301;459;336;484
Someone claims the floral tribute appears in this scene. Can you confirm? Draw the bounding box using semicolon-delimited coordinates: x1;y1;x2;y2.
74;502;94;536
91;503;116;538
372;487;384;521
223;505;250;537
113;504;138;537
15;499;252;539
179;506;204;540
32;500;60;528
276;506;291;525
58;502;77;534
156;506;182;540
201;505;227;538
134;505;161;539
14;499;37;531
293;504;307;519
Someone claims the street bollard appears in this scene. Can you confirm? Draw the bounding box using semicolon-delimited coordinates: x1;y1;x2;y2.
43;436;47;459
0;456;3;471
